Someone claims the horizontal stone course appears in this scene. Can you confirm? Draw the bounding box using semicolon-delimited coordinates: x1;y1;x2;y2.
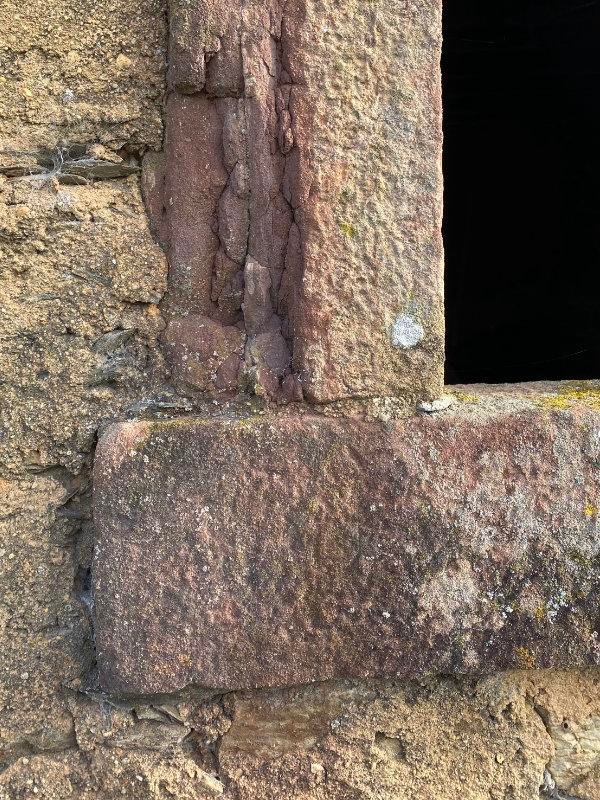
93;392;600;694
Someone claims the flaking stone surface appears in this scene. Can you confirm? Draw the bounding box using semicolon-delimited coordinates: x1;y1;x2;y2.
151;0;445;402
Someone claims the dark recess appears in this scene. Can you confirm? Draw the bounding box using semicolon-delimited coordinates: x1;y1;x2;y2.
443;1;600;384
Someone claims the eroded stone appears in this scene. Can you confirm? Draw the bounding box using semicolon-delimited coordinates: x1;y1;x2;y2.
156;0;444;402
94;392;600;694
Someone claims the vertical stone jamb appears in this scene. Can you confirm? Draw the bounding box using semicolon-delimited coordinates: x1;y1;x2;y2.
147;0;444;402
284;0;445;402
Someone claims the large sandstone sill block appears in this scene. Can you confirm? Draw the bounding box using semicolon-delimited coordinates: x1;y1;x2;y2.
93;396;600;694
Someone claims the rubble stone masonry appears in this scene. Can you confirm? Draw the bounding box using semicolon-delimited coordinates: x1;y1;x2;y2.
1;1;600;799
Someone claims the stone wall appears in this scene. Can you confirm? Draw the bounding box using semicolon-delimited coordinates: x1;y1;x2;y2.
1;1;599;798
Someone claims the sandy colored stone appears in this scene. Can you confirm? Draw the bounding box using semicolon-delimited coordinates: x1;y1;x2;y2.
0;0;168;772
0;748;223;800
0;171;167;761
284;0;445;401
0;176;167;475
522;670;600;794
94;390;600;694
219;676;552;800
0;477;83;763
576;768;600;800
4;670;600;799
0;0;165;167
0;177;167;765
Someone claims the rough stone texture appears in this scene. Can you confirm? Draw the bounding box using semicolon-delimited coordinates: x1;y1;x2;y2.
285;0;445;402
150;0;444;402
217;674;554;799
0;0;168;779
0;173;167;759
0;177;167;474
0;0;165;171
153;0;298;400
4;0;600;798
2;671;600;800
94;388;600;695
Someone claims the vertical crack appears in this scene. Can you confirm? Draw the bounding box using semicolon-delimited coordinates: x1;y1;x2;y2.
238;0;303;401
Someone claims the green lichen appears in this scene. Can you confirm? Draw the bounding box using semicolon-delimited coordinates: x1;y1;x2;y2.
339;220;357;238
536;382;600;412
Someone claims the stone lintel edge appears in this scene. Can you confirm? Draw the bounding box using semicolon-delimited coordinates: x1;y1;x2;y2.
92;380;600;695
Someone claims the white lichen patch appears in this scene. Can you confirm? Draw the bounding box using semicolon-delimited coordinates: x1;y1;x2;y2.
418;396;454;414
391;314;424;349
418;560;479;635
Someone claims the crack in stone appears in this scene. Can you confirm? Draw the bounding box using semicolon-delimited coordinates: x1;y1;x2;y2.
155;0;306;401
0;146;140;184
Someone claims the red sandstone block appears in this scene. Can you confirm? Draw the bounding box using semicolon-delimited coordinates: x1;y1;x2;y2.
161;0;445;402
93;394;600;694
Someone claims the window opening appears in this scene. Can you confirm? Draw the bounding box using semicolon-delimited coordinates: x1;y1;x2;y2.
443;1;600;384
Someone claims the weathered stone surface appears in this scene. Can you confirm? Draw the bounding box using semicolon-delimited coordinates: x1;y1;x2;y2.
163;315;244;392
285;0;445;401
4;669;600;799
162;93;227;320
94;388;600;694
157;1;297;398
6;0;600;795
155;0;444;402
0;175;167;763
0;0;168;771
217;675;553;800
0;0;165;167
215;670;600;800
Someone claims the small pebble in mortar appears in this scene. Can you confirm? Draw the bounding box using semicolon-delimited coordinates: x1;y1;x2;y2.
391;314;424;349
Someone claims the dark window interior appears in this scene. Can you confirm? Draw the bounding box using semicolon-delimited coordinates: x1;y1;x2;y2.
443;1;600;384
